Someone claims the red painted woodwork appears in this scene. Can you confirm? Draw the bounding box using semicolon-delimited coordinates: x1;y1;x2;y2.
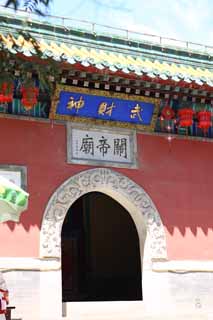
0;118;213;260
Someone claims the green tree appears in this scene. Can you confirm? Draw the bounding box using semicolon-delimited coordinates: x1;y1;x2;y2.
4;0;51;15
1;0;58;92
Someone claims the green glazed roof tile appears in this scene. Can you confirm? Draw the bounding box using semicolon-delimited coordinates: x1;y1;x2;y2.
1;13;213;86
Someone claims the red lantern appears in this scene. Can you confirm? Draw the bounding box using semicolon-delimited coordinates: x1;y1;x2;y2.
197;111;211;132
0;94;7;103
178;108;194;127
0;82;13;103
21;86;39;110
161;105;175;120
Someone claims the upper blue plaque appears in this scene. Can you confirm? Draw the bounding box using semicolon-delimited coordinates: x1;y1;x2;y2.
50;85;160;131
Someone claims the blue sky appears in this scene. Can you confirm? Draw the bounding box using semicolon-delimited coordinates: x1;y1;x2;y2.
0;0;212;46
49;0;213;46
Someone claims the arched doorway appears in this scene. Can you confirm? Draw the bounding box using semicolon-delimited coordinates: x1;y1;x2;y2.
40;168;167;318
61;191;142;302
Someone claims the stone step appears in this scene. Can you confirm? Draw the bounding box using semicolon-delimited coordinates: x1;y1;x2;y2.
63;302;212;320
25;314;213;320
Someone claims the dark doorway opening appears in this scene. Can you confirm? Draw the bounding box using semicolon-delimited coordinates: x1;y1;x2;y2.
61;192;142;302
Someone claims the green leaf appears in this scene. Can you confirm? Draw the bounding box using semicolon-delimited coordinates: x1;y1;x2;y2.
4;0;20;10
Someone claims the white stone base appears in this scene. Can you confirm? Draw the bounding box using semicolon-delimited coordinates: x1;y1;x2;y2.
64;301;212;319
3;270;62;320
1;258;213;319
143;269;213;315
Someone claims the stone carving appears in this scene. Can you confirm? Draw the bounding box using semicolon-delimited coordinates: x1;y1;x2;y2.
40;168;167;261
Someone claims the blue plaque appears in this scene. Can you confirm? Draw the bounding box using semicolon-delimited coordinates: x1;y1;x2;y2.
50;85;160;131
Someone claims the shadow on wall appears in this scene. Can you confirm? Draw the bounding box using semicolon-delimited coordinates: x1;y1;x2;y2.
3;132;213;240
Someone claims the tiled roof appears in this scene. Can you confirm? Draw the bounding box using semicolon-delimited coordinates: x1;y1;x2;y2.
1;13;213;87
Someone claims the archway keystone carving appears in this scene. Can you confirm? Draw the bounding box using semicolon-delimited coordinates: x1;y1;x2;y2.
40;168;167;262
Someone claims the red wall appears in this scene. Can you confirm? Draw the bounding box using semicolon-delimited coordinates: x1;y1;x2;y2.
0;117;213;259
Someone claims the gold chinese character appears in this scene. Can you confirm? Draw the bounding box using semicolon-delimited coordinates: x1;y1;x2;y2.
67;96;85;113
98;101;115;117
98;102;108;115
130;103;143;122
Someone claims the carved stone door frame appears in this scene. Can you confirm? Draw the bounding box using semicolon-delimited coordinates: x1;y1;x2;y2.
40;168;167;311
